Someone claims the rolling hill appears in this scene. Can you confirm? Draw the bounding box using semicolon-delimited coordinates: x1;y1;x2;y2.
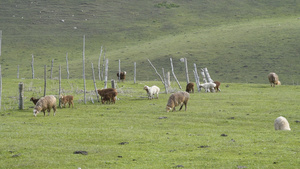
0;0;300;84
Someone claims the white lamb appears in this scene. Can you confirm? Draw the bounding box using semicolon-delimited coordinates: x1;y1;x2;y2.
274;116;291;131
199;82;216;92
143;85;160;99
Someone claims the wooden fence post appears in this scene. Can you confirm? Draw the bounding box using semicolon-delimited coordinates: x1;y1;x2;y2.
147;59;165;85
200;69;207;83
101;51;105;81
111;79;115;88
44;65;47;96
83;35;86;104
104;59;109;89
59;64;61;108
193;63;200;92
91;62;100;102
66;52;69;79
31;54;34;79
98;46;103;81
0;65;2;109
0;30;2;56
184;58;189;84
162;68;168;93
17;65;19;79
203;68;214;83
134;62;136;84
18;82;24;110
167;72;171;87
50;59;54;79
170;58;182;89
118;60;121;82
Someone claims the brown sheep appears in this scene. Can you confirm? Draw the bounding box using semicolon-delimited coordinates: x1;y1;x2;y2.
59;95;74;108
185;82;194;93
97;88;118;103
268;72;281;87
213;81;221;92
117;71;126;82
166;91;190;112
33;95;57;117
30;97;39;105
101;91;118;104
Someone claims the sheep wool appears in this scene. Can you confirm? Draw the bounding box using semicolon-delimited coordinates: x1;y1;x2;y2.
166;91;190;112
274;116;291;131
33;95;57;117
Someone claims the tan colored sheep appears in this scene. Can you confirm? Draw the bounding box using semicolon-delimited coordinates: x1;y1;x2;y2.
166;91;190;112
33;95;57;117
268;72;281;87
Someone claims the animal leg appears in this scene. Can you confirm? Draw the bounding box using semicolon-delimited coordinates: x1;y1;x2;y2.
53;106;56;116
179;104;184;111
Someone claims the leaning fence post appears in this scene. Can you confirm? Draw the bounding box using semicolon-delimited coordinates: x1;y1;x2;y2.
18;82;24;110
203;67;214;83
170;58;182;89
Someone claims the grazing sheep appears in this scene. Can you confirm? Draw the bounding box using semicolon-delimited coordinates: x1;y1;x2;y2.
213;81;221;92
59;95;74;108
268;72;281;87
143;85;160;99
199;82;216;92
30;97;39;105
101;91;118;104
186;82;194;93
97;88;118;103
274;116;291;130
166;91;190;112
117;71;126;82
33;95;57;117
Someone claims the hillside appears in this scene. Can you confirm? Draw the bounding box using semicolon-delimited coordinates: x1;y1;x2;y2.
0;0;300;84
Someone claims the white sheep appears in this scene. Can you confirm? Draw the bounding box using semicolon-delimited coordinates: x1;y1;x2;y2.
143;85;160;99
199;82;216;92
274;116;291;130
33;95;57;117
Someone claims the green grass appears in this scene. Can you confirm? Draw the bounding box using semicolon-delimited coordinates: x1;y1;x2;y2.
0;79;299;168
1;0;300;84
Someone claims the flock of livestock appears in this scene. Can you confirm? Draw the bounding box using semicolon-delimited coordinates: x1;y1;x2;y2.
29;71;290;131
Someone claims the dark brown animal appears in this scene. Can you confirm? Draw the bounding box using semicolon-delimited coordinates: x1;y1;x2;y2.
97;88;118;103
185;82;194;93
30;97;39;105
117;71;126;82
213;81;221;92
101;91;118;104
59;95;74;108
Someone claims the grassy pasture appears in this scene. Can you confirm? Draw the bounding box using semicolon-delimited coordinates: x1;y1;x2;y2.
0;79;299;168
